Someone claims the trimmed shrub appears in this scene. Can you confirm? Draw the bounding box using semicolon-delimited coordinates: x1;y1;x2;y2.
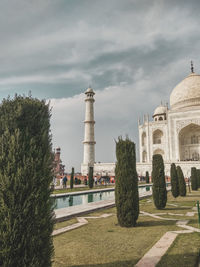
170;163;179;198
196;169;200;188
115;137;139;227
152;154;167;209
177;166;186;196
191;167;198;191
70;167;74;189
0;96;54;267
145;171;149;183
88;167;94;188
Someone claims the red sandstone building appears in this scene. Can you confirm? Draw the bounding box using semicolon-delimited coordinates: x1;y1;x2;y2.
53;147;65;178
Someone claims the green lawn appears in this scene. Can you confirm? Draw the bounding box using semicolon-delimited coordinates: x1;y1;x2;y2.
53;190;200;267
157;233;200;267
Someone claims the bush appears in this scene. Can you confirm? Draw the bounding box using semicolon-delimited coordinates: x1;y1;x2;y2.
177;166;186;196
170;163;179;198
191;167;198;191
115;137;139;227
0;96;54;267
88;167;94;189
152;154;167;209
145;171;149;183
70;167;74;189
196;169;200;188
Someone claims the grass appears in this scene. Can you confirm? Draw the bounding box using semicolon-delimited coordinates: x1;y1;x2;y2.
157;233;200;267
52;190;200;267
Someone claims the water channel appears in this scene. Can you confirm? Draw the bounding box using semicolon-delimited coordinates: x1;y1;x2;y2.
54;185;153;210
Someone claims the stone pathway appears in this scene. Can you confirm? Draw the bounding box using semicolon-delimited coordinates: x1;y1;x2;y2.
136;207;199;267
53;213;112;236
135;231;178;267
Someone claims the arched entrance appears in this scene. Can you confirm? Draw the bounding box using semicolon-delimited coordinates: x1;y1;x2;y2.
142;132;146;146
153;129;163;144
179;123;200;161
153;148;164;158
142;150;147;162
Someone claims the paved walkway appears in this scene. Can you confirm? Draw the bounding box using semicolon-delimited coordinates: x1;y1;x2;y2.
135;208;200;267
53;213;112;236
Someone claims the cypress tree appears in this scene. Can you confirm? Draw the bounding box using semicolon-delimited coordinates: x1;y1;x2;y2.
191;167;198;191
177;166;186;196
145;171;149;183
70;167;74;189
0;96;54;267
115;137;139;227
170;163;179;198
152;154;167;209
196;169;200;189
88;166;94;189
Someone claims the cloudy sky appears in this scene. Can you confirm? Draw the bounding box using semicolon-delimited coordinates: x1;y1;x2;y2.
1;0;200;171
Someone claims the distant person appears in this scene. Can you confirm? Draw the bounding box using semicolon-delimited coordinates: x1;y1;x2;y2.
53;176;57;186
60;177;63;188
94;176;97;186
63;176;67;189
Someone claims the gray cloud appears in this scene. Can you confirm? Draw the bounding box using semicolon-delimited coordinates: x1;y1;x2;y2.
1;0;200;170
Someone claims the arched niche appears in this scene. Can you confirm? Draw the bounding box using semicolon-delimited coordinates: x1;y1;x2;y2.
179;123;200;161
153;149;164;157
142;151;147;162
153;129;163;144
142;132;146;146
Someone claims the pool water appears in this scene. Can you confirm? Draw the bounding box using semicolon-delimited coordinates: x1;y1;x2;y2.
54;185;153;210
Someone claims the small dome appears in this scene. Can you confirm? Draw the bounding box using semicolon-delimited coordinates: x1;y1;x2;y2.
170;72;200;110
85;87;95;94
153;105;167;116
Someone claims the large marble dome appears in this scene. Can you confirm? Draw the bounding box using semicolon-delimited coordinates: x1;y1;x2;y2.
170;72;200;110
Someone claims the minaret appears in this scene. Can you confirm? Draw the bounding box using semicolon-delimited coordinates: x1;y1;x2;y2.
82;87;96;174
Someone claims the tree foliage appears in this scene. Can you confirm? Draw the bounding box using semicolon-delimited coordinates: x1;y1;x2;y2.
196;169;200;189
170;163;179;198
88;166;94;189
70;167;74;189
191;167;198;191
145;171;149;184
0;96;54;267
152;154;167;209
115;137;139;227
177;166;186;196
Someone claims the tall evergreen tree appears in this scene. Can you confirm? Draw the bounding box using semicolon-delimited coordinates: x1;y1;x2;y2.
177;166;186;196
152;154;167;209
191;167;198;190
115;137;139;227
0;96;54;267
170;163;179;198
145;171;149;184
196;169;200;189
88;166;94;189
70;167;74;189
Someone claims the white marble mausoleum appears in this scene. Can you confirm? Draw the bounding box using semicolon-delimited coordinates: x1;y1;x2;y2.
81;65;200;178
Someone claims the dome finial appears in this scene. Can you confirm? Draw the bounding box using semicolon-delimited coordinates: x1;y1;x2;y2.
191;60;194;73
